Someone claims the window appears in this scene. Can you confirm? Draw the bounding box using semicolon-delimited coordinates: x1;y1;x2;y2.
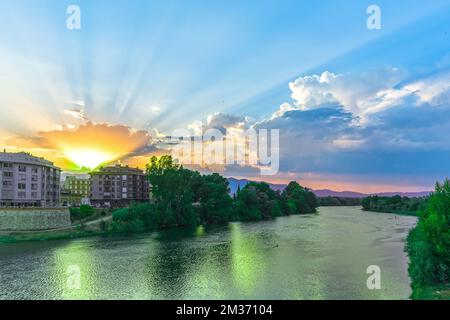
3;163;13;168
31;167;38;174
31;184;38;190
3;172;12;177
18;183;26;190
18;192;26;198
18;165;26;172
2;181;12;187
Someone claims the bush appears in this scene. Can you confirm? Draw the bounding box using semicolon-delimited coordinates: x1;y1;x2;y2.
235;182;282;221
281;181;318;214
406;179;450;296
70;204;95;222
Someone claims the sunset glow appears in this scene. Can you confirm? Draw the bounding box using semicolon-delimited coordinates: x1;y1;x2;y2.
64;149;118;170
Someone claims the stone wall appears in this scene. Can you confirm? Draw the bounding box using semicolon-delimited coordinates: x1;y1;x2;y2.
0;208;71;231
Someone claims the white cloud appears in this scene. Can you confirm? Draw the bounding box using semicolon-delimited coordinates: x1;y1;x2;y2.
404;73;450;106
273;68;414;124
64;109;87;121
288;71;339;110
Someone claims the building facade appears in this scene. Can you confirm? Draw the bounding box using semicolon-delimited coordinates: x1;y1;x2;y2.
0;152;61;207
90;165;149;208
61;175;91;207
63;176;90;197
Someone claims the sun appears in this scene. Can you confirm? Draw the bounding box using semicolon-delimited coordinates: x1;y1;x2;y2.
64;149;118;170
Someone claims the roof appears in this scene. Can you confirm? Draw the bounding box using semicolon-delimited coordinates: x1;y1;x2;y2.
0;152;59;169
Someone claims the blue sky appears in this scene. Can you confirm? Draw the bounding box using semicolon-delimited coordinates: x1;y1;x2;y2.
0;0;449;192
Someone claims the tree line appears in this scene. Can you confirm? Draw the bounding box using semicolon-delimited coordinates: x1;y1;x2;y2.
110;155;318;233
361;195;428;216
361;181;450;299
318;196;362;206
406;179;450;299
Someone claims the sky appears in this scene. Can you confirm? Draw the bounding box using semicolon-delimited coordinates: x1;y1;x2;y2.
0;0;449;192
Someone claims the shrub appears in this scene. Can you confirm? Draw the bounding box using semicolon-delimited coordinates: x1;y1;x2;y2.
406;179;450;294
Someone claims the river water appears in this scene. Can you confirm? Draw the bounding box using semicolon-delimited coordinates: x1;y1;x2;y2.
0;207;417;300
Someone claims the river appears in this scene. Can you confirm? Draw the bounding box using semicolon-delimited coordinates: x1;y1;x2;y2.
0;207;417;300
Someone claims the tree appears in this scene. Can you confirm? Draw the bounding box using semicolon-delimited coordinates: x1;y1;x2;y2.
195;173;233;224
406;179;450;295
235;182;281;221
146;155;198;227
281;181;318;214
69;204;95;222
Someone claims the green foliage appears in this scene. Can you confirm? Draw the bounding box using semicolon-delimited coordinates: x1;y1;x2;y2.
69;204;95;222
146;155;200;227
406;180;450;296
111;203;153;233
280;181;318;215
362;195;427;216
234;182;282;221
195;173;233;224
111;156;318;234
318;196;362;206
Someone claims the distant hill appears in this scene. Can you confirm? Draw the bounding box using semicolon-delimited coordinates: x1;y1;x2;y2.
313;189;367;198
226;178;431;198
227;178;285;194
374;191;431;198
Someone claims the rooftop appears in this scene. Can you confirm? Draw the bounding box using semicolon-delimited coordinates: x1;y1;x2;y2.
90;164;145;175
0;151;59;169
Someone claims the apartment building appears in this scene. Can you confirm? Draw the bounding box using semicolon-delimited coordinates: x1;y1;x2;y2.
61;175;91;206
63;176;90;196
0;152;61;207
90;165;149;208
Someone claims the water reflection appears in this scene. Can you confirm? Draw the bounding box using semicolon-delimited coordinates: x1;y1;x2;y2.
0;207;417;300
52;241;95;299
229;223;268;297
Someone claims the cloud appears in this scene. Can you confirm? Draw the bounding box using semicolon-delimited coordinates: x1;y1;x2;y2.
188;112;253;135
273;68;412;123
288;71;340;110
4;122;156;170
255;67;450;189
64;109;87;121
169;66;450;185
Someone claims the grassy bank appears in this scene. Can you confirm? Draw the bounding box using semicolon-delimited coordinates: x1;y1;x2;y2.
405;180;450;300
362;195;427;217
0;229;108;244
412;284;450;300
363;208;420;217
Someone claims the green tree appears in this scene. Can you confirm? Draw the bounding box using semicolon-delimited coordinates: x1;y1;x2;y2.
281;181;318;214
235;182;281;221
69;204;95;222
406;179;450;296
195;173;233;224
146;156;198;227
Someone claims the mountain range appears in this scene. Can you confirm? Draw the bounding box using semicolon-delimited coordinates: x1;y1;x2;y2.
227;178;431;198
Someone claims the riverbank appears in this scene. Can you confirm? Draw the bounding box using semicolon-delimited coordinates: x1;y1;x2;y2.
0;213;113;244
0;207;416;300
0;229;107;244
362;208;420;217
412;284;450;300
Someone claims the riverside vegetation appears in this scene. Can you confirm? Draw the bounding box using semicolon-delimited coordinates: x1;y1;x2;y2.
110;155;318;233
2;155;448;300
405;180;450;299
362;181;450;299
362;195;428;216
